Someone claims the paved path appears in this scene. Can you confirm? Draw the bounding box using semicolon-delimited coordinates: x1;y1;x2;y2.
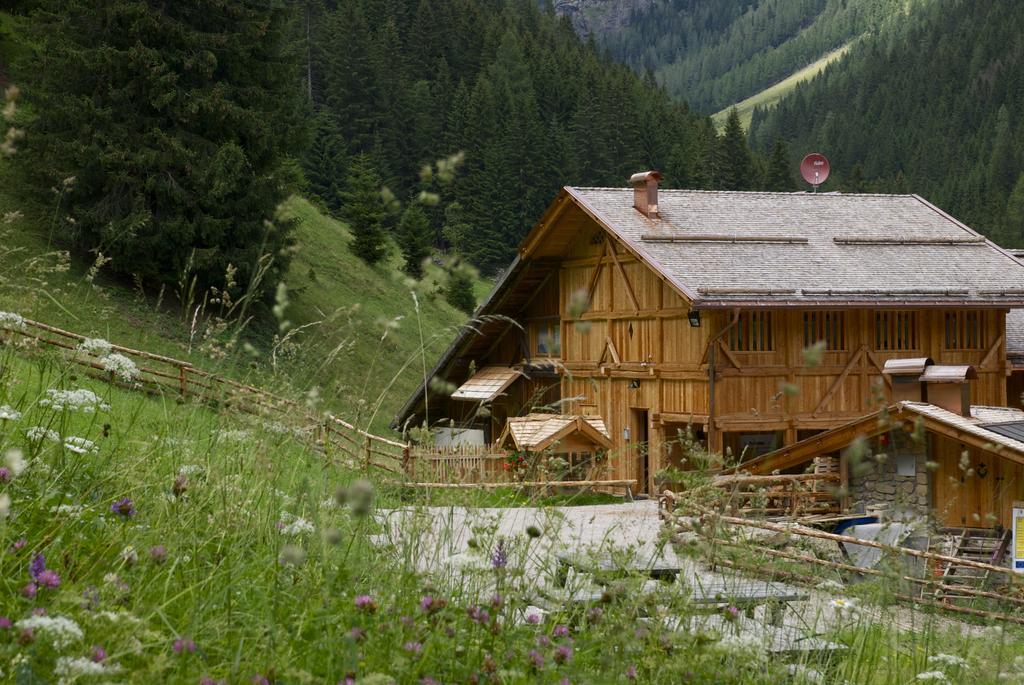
376;501;981;642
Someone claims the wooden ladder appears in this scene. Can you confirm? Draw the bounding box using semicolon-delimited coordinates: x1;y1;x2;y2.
934;528;1010;603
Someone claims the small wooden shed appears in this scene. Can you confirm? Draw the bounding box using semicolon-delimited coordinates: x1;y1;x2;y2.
498;414;612;480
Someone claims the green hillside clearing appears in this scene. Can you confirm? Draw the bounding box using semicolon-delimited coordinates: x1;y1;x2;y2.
712;40;857;131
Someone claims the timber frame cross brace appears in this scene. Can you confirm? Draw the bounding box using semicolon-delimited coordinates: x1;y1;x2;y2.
585;235;641;314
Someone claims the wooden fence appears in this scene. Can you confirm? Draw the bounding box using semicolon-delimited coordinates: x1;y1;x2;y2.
711;473;841;518
406;444;509;484
1;316;406;474
667;500;1024;624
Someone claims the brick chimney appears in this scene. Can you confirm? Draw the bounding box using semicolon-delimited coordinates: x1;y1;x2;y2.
882;357;933;403
920;365;977;417
630;171;662;219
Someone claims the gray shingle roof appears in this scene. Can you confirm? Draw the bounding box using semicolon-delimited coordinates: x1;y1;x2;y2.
568;188;1024;307
1007;309;1024;367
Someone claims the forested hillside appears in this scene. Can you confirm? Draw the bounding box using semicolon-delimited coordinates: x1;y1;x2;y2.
579;0;901;114
304;0;753;275
750;0;1024;246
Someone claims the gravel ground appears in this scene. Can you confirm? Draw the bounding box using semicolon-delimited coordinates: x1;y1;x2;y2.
376;501;984;641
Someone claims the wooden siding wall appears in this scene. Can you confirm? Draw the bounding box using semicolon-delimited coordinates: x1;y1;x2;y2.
932;433;1024;528
550;218;1011;492
710;309;1008;444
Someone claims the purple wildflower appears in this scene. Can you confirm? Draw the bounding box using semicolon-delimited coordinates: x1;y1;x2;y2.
537;635;551;648
251;676;270;685
491;539;508;569
18;628;34;645
403;641;423;656
150;545;168;564
420;595;447;614
29;553;46;580
173;637;197;654
354;595;377;613
400;615;414;628
36;569;60;589
420;678;439;685
724;605;740;622
347;627;365;642
625;664;638;681
0;616;11;629
111;497;136;518
490;593;504;608
528;649;545;669
32;607;46;616
553;645;573;664
467;606;490;624
526;613;542;625
553;624;570;638
91;645;107;663
340;675;357;685
21;583;37;598
10;538;27;552
0;466;10;482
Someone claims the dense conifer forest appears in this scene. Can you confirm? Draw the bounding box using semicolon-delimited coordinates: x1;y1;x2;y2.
749;0;1024;246
302;0;775;275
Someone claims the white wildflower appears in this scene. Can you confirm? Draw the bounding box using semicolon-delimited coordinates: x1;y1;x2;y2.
102;573;120;585
928;654;969;669
214;428;251;443
27;426;60;442
263;421;292;435
279;511;315;536
50;503;86;518
787;664;825;684
91;610;141;625
715;632;766;658
178;464;204;476
54;656;121;683
101;352;139;381
15;615;83;648
39;388;109;413
63;436;98;455
120;545;138;564
916;672;949;682
829;597;860;617
5;448;25;475
816;579;845;592
77;337;112;357
0;310;26;331
0;492;9;519
0;404;21;421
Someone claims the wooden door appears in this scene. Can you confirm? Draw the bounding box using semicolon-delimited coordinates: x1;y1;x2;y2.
631;408;650;494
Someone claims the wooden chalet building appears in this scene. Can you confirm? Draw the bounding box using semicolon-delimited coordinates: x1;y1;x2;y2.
394;172;1024;497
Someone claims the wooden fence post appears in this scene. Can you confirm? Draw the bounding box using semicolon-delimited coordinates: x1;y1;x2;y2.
402;445;411;478
364;436;372;471
178;366;188;397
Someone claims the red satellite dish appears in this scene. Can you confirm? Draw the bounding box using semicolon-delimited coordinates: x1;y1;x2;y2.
800;153;831;188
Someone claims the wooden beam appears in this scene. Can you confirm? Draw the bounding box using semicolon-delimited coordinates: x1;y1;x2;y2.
585;245;606;309
980;333;1005;370
716;339;742;370
812;345;865;416
605;236;640;313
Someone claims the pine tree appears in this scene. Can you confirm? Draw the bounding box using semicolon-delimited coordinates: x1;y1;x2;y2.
717;109;753;191
398;204;432;278
342;155;388;265
445;261;477;315
303;110;347;214
24;0;304;297
764;139;794;191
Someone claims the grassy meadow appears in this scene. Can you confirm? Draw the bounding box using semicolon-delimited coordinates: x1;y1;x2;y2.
1;336;1024;682
712;40;859;131
0;154;479;436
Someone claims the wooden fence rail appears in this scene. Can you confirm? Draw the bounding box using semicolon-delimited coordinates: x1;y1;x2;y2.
1;316;407;474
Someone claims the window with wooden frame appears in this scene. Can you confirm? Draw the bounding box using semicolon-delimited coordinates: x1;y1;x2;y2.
803;311;846;351
533;320;561;357
943;310;987;350
727;311;774;352
873;311;919;351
